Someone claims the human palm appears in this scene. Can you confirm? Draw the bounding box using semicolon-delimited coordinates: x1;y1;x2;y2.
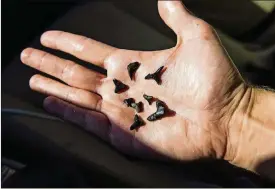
21;1;245;161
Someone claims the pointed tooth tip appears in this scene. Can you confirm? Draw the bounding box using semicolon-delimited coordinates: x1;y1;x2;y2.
134;114;139;120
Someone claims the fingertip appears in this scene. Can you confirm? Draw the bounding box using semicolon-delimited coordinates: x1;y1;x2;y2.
29;74;44;90
43;96;66;115
158;0;187;15
40;31;52;46
29;74;38;85
43;96;56;109
20;47;33;63
158;1;177;14
40;30;61;46
44;97;57;113
157;0;192;36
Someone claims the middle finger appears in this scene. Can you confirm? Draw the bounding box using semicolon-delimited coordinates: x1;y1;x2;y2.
21;48;104;94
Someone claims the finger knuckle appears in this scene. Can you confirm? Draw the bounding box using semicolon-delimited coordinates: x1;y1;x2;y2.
60;60;73;81
103;48;119;69
65;87;76;102
95;98;102;111
55;31;65;49
75;36;90;53
194;19;214;40
94;74;104;93
38;52;50;69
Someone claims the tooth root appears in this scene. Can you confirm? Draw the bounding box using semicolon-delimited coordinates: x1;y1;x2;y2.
136;102;142;112
155;77;161;85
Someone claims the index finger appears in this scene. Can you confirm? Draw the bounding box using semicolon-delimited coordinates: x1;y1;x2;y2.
41;30;118;68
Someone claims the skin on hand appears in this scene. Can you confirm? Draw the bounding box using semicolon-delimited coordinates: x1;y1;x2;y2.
21;1;247;163
227;87;275;181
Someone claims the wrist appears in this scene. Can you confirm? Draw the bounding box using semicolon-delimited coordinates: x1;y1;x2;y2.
224;85;253;163
225;86;275;180
223;83;253;163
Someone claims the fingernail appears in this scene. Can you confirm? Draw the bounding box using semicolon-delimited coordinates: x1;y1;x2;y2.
41;32;52;45
20;48;32;62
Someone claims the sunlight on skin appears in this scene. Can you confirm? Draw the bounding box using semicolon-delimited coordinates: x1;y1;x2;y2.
21;1;246;163
164;1;177;13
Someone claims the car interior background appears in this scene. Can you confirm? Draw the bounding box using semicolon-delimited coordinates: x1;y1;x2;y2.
2;0;275;187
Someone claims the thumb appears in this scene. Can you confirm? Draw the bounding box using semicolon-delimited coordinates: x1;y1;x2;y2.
158;0;194;36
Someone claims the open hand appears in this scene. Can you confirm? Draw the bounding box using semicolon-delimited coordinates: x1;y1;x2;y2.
21;1;246;161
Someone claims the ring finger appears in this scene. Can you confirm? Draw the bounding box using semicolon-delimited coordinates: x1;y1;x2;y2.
30;74;102;110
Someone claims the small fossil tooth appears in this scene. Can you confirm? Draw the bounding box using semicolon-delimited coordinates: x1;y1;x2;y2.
113;79;128;93
124;98;135;107
127;62;140;80
143;94;153;105
131;101;142;113
144;66;164;85
130;114;144;130
147;100;166;121
124;98;143;113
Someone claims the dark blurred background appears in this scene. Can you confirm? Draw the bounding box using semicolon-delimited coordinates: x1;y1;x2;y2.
2;0;275;187
2;0;76;68
2;0;275;66
3;0;275;87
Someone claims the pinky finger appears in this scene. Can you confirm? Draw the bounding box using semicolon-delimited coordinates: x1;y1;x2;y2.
44;96;111;142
